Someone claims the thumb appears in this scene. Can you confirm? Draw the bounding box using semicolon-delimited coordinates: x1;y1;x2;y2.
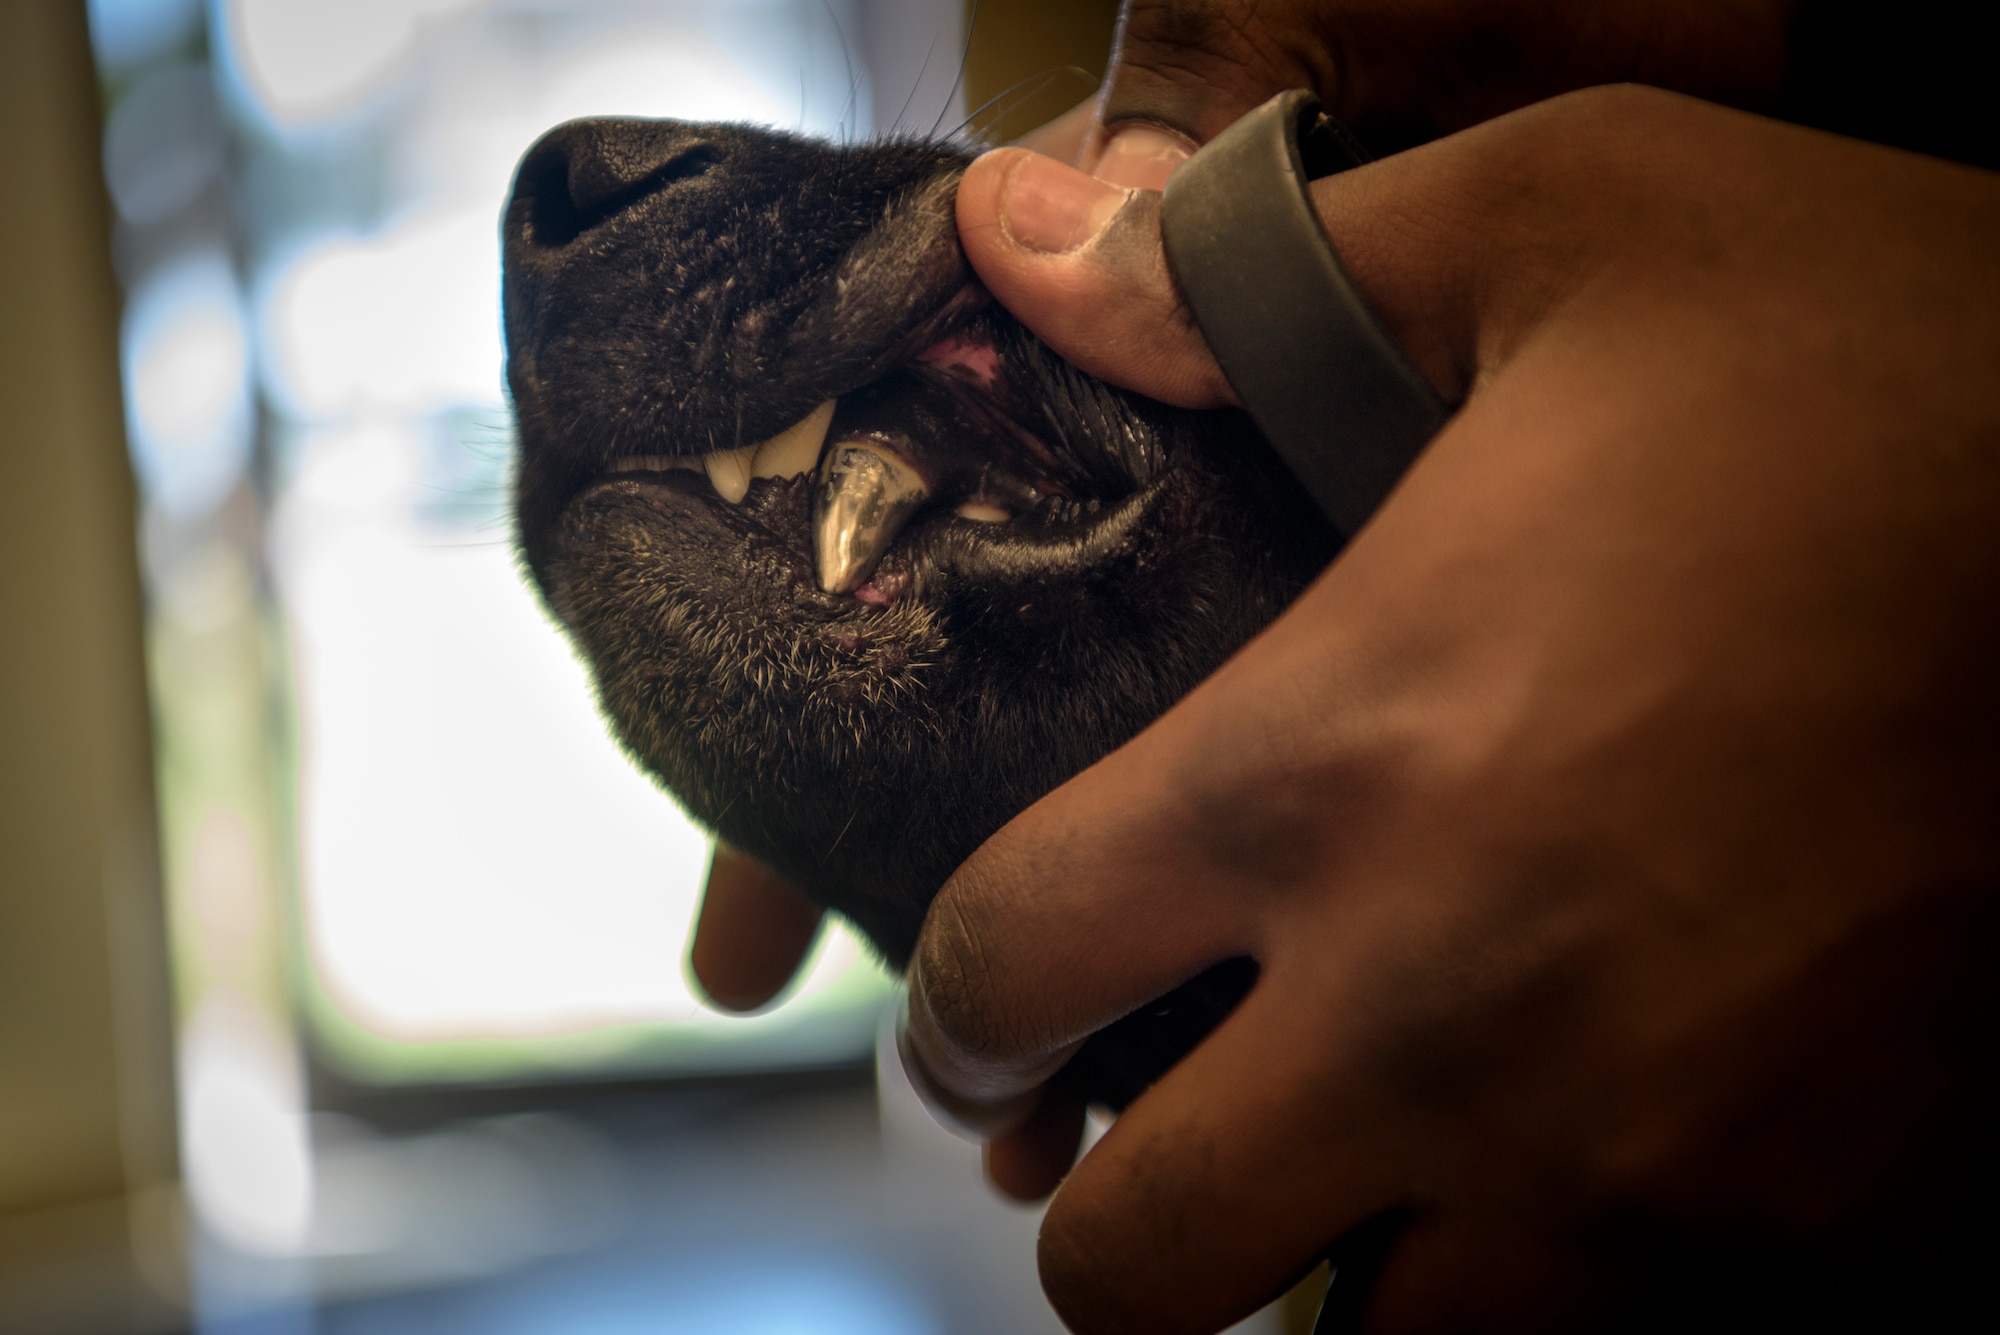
955;147;1235;409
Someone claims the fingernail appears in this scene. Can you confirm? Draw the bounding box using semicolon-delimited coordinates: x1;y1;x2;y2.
1000;152;1131;255
1092;124;1194;191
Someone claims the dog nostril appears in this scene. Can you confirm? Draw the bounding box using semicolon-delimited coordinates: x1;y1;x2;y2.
512;120;721;250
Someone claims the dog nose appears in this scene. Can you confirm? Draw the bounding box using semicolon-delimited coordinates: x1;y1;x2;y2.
508;118;722;249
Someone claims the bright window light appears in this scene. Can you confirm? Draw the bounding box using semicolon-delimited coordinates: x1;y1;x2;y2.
220;0;485;129
122;250;254;519
261;211;505;419
278;431;716;1037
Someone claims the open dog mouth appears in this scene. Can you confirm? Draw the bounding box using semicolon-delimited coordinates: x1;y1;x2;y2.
576;298;1143;609
506;117;1337;1105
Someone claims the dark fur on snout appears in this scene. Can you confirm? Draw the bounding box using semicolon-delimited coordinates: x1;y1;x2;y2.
505;119;1335;1106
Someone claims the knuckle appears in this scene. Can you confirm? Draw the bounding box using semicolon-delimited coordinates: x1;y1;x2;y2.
915;839;1081;1082
1169;681;1405;897
1039;1201;1154;1334
912;878;1012;1060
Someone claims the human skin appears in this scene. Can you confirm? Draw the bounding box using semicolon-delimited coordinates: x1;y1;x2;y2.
906;86;2000;1332
682;8;2000;1327
687;0;1808;1015
1082;0;1795;182
688;844;827;1013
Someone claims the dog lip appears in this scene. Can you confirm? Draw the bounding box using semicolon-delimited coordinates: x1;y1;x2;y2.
588;281;992;475
540;161;1157;611
802;314;1151;598
562;414;1159;622
843;283;994;396
574;294;1130;603
509;161;980;580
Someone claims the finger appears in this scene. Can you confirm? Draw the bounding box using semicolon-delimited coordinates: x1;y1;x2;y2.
1098;1;1331;147
1035;967;1410;1335
954;147;1234;408
1009;93;1100;166
1099;1;1793;152
984;1082;1088;1203
896;1000;1046;1141
1360;1209;1587;1334
1087;123;1193;190
689;842;824;1013
901;677;1276;1115
958;109;1566;415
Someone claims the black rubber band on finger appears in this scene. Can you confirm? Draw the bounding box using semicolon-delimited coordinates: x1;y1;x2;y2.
1160;90;1450;537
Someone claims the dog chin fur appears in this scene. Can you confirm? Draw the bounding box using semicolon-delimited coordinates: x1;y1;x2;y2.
505;118;1335;1107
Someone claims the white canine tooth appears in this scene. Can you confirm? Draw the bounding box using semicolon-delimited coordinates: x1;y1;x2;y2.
700;401;839;503
954;502;1010;523
703;443;757;504
751;400;837;481
618;402;838;502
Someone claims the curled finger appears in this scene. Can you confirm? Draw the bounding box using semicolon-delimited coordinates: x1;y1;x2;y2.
690;842;825;1013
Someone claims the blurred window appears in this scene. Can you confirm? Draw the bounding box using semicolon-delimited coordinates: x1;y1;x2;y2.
94;3;967;1184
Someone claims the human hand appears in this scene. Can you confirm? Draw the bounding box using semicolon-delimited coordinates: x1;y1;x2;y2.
1070;0;1798;189
982;0;1805;402
921;86;2000;1332
682;0;1802;1015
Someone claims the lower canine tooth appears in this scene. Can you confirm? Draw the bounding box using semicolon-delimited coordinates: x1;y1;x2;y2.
813;440;929;595
703;443;757;504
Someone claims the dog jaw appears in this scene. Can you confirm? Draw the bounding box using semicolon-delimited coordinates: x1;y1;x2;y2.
504;118;1336;1105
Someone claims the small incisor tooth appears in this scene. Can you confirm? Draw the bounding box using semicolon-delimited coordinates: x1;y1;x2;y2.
752;400;836;480
703;443;757;504
813;439;929;595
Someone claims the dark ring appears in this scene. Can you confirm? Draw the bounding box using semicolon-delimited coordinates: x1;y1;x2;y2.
1160;90;1450;537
